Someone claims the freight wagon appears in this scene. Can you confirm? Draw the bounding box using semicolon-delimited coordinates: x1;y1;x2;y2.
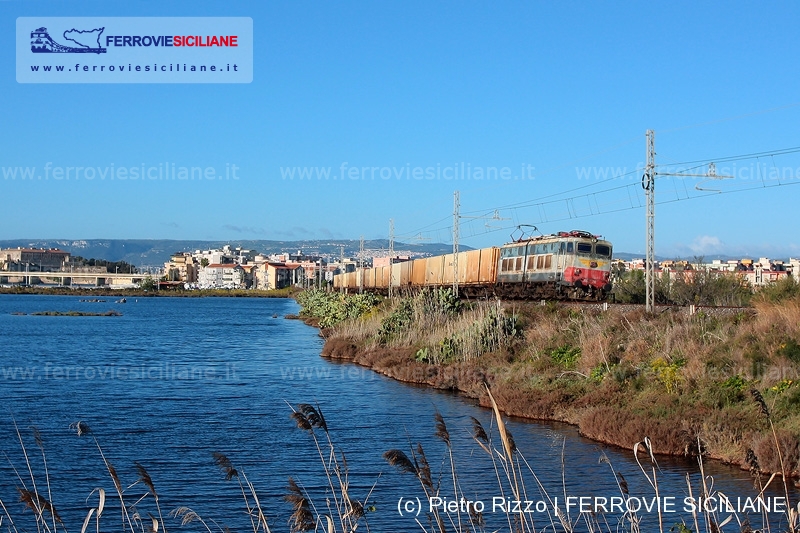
333;230;613;301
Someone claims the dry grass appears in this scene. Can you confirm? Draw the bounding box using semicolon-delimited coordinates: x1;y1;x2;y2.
327;308;384;344
317;294;800;477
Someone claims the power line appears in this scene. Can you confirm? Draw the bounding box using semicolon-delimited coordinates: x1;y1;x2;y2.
392;141;800;246
394;214;452;240
451;174;800;246
660;145;800;169
461;168;643;216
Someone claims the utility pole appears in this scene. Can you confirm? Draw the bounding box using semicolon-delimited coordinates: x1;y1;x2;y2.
388;218;395;298
452;190;459;297
644;130;655;313
359;235;364;294
642;129;732;313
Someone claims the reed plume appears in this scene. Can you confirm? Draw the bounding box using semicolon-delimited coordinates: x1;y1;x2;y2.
17;488;62;525
416;443;433;491
290;412;312;432
434;411;451;447
470;416;488;444
284;478;314;532
212;452;239;481
382;449;417;475
70;421;91;437
170;507;214;533
750;388;770;419
135;462;167;533
297;404;327;433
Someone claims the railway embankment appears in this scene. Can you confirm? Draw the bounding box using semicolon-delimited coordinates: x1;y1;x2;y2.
297;288;800;480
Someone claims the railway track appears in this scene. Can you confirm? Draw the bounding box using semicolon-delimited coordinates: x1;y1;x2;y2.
511;299;752;317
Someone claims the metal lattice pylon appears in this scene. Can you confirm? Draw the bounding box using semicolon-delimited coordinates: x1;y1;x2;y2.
644;129;656;313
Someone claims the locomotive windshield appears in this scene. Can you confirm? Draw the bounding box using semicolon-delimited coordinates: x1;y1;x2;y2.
595;244;612;257
576;243;592;254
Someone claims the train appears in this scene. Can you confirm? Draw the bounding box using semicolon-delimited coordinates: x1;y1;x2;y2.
333;230;614;300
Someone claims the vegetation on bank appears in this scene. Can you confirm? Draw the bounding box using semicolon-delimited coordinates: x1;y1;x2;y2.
299;286;800;479
612;265;800;307
295;290;380;328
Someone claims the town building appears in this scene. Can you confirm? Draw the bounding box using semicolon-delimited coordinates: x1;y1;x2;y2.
622;256;796;288
198;263;245;289
164;252;198;282
253;262;293;290
0;247;70;272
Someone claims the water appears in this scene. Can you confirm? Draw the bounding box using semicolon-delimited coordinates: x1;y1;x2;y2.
0;294;795;532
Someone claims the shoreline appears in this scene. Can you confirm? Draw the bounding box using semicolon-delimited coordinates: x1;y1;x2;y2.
290;300;800;482
0;287;299;298
316;329;762;473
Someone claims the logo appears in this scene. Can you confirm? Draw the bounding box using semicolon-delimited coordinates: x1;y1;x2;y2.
31;27;107;54
18;17;253;83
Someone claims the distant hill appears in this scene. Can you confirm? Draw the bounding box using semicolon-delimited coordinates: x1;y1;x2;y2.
3;239;767;268
0;239;466;267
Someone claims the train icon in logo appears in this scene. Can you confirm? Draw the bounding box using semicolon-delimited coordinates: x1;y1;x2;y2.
31;27;107;54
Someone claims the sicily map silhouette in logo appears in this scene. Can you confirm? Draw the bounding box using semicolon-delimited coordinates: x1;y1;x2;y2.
30;27;107;54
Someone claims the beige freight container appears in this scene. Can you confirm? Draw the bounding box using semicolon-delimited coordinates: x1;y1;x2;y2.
394;261;412;288
461;249;479;285
425;255;445;285
390;262;400;288
441;253;455;285
378;265;390;289
455;250;470;284
479;247;499;283
410;257;427;286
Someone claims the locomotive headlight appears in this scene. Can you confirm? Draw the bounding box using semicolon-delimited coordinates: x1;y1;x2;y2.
574;268;582;275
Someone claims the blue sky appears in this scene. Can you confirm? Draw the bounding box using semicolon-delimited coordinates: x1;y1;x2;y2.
3;1;800;257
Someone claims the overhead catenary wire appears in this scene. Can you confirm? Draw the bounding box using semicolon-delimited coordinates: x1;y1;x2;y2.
456;141;800;218
401;165;800;247
394;139;800;244
454;176;800;246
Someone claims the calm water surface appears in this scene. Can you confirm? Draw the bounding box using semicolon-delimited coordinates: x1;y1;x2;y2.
0;295;794;532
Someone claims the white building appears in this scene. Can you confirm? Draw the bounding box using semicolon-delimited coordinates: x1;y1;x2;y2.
198;264;245;289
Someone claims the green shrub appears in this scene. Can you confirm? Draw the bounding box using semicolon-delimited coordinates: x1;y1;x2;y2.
590;364;609;383
755;276;800;303
550;345;581;368
650;357;685;394
777;338;800;363
420;287;462;316
378;298;414;342
476;307;519;353
414;347;430;363
296;289;380;328
705;375;748;408
782;387;800;410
